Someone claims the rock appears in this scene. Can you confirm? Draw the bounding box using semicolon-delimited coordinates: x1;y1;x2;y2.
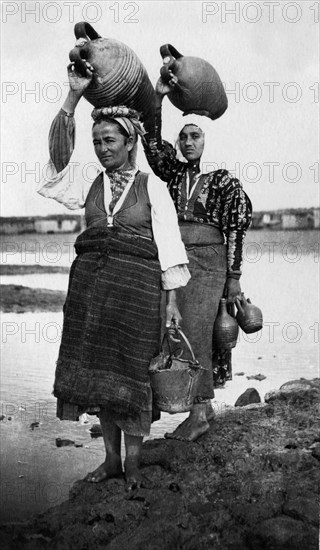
168;482;180;493
30;422;39;430
235;388;261;407
247;374;266;381
235;372;245;376
284;439;298;449
311;443;320;460
247;516;318;550
55;438;75;447
0;415;6;421
265;449;317;472
265;379;320;405
89;424;103;437
283;497;319;526
280;379;313;392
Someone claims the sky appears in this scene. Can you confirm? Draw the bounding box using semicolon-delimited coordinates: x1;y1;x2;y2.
1;0;319;216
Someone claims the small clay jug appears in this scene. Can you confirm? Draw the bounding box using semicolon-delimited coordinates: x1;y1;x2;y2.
68;22;155;124
160;44;228;120
235;293;263;334
212;299;239;350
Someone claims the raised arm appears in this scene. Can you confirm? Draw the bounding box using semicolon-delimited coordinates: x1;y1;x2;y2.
37;61;99;210
50;62;94;172
142;76;182;183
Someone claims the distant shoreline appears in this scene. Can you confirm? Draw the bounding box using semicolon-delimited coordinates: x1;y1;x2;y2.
0;265;69;275
0;284;66;313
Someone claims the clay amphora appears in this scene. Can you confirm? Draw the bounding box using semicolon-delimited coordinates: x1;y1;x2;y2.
69;22;155;125
235;293;263;334
160;44;228;120
212;299;239;350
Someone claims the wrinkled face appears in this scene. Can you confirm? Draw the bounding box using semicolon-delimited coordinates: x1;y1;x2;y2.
178;125;205;161
92;120;133;170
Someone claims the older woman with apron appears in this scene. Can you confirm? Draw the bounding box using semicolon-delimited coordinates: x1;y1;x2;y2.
142;74;252;442
38;62;190;490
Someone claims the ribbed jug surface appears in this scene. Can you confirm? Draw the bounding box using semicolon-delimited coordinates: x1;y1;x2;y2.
212;299;239;349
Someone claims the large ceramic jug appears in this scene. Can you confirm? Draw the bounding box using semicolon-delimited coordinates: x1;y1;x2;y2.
235;293;263;334
69;22;155;124
212;299;239;350
160;44;228;120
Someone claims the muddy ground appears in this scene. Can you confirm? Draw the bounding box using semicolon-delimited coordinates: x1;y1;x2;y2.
0;379;319;550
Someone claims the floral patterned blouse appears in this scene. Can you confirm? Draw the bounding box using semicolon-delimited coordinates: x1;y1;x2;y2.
142;106;252;277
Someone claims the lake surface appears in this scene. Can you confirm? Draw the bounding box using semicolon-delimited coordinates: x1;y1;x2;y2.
1;230;319;522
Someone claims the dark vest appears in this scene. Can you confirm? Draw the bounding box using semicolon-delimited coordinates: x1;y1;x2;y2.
85;171;153;239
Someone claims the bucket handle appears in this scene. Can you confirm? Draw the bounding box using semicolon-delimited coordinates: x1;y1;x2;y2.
163;327;198;365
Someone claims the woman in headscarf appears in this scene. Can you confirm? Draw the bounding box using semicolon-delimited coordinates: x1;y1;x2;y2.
142;73;252;442
38;62;190;489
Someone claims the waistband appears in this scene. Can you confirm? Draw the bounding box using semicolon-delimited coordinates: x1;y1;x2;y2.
179;223;224;245
74;226;158;260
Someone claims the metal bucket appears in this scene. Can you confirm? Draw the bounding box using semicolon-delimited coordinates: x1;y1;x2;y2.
149;329;205;413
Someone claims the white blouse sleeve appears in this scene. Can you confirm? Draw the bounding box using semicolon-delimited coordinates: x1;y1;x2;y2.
148;175;191;288
37;158;100;210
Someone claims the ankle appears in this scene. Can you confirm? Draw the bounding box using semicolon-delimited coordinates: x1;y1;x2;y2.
106;452;121;465
191;403;207;421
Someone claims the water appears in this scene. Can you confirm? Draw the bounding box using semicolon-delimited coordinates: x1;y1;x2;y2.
1;230;319;522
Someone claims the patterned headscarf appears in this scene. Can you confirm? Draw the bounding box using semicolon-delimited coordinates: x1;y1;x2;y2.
91;106;146;140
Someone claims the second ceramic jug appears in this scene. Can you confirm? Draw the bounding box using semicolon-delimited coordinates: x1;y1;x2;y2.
160;44;228;120
212;299;239;350
69;22;155;124
235;293;263;334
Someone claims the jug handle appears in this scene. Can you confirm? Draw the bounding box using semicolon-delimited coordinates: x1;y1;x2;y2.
222;286;237;318
160;44;183;85
235;297;244;315
74;22;101;41
69;22;101;77
160;44;183;61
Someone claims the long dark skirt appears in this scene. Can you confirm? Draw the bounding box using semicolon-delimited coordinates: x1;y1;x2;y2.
167;223;232;398
54;227;162;420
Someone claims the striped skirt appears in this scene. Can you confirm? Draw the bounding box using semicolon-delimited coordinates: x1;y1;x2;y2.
54;226;161;423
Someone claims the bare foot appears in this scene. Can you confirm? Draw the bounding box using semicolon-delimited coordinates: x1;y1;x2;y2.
84;455;122;483
124;457;143;491
165;416;209;442
206;402;215;422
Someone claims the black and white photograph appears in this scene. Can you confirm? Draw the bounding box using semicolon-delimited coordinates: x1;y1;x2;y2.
1;1;319;548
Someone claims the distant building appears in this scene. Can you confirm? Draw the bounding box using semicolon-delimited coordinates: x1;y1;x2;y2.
262;213;281;228
250;212;264;229
34;218;80;234
0;215;83;235
0;217;35;235
281;210;314;230
314;207;320;229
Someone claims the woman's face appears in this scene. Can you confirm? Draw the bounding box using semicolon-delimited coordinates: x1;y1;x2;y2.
92;121;133;170
178;125;205;162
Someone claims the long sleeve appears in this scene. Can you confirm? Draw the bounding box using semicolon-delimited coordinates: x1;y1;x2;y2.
142;105;182;183
49;109;75;172
147;175;190;289
37;110;100;209
216;170;252;275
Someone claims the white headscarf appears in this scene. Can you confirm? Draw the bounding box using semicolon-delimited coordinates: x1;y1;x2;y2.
174;114;216;173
